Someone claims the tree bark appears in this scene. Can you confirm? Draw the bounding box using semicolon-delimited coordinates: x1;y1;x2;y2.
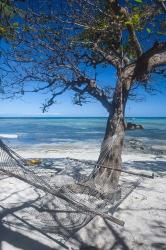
94;76;129;194
94;115;125;192
93;42;166;193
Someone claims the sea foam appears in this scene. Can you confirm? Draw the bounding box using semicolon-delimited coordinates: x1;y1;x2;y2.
0;134;18;139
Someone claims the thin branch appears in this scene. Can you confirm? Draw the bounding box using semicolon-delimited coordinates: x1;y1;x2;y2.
156;0;166;13
109;0;142;58
42;85;69;112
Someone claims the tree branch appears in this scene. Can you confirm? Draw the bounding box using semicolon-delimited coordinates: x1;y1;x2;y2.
71;77;112;112
42;85;69;112
156;0;166;13
109;0;142;58
134;42;166;82
93;46;121;68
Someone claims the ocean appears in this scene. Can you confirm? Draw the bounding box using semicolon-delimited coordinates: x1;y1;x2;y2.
0;117;166;158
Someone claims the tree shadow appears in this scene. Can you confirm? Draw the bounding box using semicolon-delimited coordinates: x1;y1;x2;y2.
66;158;166;249
148;217;166;249
0;157;165;250
104;219;130;250
0;179;69;250
0;223;58;250
123;160;166;175
68;215;131;250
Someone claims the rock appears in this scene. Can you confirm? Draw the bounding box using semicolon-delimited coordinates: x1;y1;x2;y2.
125;122;144;130
136;124;144;129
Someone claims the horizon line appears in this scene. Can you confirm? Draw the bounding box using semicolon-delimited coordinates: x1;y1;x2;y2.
0;116;166;118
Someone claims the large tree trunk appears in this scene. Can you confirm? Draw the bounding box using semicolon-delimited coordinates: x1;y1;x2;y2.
94;77;128;194
94;114;125;193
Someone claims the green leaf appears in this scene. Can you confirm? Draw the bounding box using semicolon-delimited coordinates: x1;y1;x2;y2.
146;28;151;33
134;0;142;3
125;13;140;26
132;14;140;25
0;26;6;34
125;20;133;25
133;6;139;11
3;4;13;17
13;22;19;28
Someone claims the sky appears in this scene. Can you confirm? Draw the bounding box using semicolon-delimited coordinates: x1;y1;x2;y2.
0;74;165;117
0;43;165;118
0;1;165;118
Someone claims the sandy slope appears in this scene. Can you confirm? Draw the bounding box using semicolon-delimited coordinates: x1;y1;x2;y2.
0;151;166;250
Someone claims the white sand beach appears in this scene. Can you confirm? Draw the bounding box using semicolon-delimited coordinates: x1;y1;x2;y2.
0;148;166;250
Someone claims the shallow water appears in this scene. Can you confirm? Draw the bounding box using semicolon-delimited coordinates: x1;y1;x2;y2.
0;117;165;155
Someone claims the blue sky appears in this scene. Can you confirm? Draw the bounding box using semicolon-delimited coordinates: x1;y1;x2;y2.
0;50;165;117
0;76;165;117
0;1;165;118
1;56;165;117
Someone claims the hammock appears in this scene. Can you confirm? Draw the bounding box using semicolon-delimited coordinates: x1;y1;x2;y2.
0;139;153;240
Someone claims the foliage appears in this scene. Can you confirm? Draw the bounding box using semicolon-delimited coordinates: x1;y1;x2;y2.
0;0;165;111
0;0;17;40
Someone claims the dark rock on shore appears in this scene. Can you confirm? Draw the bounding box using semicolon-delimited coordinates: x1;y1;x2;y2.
125;122;144;130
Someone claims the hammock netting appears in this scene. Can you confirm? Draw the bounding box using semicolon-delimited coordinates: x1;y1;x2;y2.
0;139;143;240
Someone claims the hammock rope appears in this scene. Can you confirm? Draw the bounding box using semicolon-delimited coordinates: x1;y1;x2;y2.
0;138;153;239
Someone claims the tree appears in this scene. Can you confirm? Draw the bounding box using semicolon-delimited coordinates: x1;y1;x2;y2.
1;0;166;193
0;0;23;41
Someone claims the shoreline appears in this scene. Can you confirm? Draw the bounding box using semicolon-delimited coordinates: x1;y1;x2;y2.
9;140;166;161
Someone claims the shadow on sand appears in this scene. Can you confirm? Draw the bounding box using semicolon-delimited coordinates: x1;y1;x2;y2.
0;157;165;249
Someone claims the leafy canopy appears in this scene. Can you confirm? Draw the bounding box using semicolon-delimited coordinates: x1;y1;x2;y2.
0;0;165;110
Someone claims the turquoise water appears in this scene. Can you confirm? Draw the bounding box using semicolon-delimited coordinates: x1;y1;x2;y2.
0;117;166;152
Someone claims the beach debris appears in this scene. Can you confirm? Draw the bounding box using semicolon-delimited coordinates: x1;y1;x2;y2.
26;159;42;166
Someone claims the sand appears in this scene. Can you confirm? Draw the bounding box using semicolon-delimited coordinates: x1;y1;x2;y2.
0;149;166;250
